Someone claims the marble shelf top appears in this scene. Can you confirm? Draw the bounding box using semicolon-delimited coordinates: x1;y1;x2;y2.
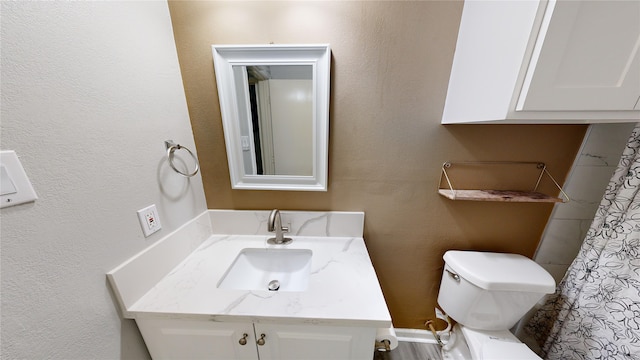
107;210;392;328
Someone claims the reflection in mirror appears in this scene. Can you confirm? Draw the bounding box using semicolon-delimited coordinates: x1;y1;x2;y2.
235;65;313;176
212;45;331;191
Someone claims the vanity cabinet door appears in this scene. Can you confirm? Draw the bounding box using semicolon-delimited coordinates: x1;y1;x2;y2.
254;323;376;360
136;318;258;360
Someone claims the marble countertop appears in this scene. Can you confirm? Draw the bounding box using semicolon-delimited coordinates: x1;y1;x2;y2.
108;210;392;328
128;234;391;327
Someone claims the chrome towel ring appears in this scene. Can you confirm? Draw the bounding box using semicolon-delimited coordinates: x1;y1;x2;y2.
165;140;200;177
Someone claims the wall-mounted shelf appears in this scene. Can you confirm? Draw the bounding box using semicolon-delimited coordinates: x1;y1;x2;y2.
438;189;563;203
438;161;569;203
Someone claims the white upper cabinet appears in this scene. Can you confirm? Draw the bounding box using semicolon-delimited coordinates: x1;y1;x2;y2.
442;0;640;124
519;0;640;112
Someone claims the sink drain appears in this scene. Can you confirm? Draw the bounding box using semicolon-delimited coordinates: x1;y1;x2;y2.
268;280;280;291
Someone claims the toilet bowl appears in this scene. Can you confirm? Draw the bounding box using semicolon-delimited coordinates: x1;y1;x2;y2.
442;325;541;360
440;324;541;360
437;251;555;360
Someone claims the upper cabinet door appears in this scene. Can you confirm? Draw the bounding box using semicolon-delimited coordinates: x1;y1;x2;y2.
441;0;640;124
518;0;640;112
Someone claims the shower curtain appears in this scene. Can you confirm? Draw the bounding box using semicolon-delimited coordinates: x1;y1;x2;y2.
526;123;640;360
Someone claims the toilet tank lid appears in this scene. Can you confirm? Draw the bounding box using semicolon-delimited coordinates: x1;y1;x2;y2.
443;251;556;293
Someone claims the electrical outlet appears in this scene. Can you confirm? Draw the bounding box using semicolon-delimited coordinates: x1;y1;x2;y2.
137;204;162;237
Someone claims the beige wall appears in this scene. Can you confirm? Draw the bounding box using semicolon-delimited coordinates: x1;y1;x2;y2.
168;0;587;329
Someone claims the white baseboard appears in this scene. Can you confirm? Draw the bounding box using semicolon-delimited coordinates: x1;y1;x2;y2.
395;328;446;344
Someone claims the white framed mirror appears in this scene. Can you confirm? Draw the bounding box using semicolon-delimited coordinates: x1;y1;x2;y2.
212;44;331;191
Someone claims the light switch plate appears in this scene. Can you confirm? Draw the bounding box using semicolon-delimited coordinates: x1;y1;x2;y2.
0;150;38;208
137;204;162;237
241;136;250;151
1;165;18;195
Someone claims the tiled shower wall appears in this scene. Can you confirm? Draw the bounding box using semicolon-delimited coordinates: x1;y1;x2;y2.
534;123;637;283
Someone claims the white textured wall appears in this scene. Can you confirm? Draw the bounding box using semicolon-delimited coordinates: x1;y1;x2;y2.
1;1;206;358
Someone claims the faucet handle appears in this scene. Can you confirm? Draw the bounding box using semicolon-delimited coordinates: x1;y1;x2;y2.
281;225;289;233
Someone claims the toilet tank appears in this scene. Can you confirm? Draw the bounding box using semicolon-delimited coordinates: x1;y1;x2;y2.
437;251;555;331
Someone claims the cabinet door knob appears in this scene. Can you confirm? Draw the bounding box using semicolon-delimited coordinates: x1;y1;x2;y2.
238;333;248;346
256;333;266;346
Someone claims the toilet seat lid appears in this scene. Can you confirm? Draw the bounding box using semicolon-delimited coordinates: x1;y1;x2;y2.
482;339;541;360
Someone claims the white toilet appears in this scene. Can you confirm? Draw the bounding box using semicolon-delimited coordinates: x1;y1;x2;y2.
437;250;556;360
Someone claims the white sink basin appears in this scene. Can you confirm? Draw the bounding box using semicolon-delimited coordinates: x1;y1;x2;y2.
217;248;313;292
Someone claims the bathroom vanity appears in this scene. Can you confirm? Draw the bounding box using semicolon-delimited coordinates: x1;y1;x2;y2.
107;210;392;359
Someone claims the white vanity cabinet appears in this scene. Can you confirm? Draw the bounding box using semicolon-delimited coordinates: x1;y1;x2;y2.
442;0;640;124
136;318;376;360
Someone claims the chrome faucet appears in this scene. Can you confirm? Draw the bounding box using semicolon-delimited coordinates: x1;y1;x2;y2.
267;209;292;245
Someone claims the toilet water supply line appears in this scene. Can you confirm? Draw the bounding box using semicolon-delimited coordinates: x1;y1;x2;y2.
426;308;455;350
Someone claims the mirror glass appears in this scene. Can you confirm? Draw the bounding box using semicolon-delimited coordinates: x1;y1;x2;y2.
234;65;313;176
212;45;331;191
